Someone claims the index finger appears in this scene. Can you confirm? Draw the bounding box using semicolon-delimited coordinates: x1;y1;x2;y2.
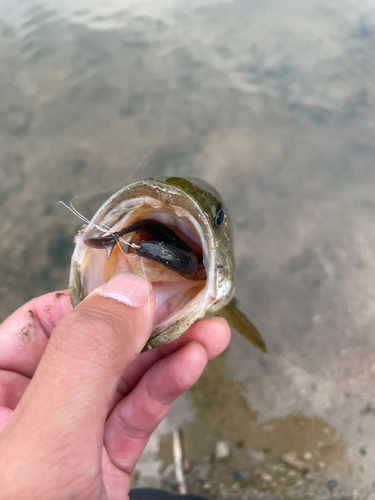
0;291;72;378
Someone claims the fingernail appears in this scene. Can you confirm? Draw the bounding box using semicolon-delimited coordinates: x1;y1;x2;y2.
100;273;151;307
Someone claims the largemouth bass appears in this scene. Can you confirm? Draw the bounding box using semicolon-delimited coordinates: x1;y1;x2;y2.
69;177;266;352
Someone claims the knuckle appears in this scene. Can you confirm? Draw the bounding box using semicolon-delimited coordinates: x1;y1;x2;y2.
58;305;128;354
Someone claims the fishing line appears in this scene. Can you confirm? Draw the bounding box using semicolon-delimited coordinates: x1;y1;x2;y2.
59;201;139;250
66;151;153;212
140;256;151;316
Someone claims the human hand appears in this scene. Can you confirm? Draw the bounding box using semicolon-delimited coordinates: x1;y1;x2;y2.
0;273;230;499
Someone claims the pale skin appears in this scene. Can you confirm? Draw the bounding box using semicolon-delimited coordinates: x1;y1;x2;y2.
0;272;230;499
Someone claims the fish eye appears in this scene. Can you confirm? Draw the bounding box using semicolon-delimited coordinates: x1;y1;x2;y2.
214;207;225;227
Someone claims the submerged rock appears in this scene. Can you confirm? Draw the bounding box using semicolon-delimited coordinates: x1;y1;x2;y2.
215;441;231;461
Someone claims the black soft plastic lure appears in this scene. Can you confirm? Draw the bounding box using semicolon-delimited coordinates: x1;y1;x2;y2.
84;219;198;276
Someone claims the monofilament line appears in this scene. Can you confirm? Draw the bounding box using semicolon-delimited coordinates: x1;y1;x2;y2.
59;201;140;250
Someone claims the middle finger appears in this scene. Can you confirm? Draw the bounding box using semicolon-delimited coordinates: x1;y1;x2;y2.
109;317;230;412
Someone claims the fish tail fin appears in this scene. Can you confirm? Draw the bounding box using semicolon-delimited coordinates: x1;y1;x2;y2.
216;303;267;353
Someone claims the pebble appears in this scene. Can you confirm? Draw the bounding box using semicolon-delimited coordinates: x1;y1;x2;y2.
359;446;367;456
286;470;298;479
183;459;191;473
326;479;338;490
280;476;287;484
137;474;162;489
272;464;287;474
202;480;214;492
190;464;212;482
317;461;326;469
215;441;231;461
303;452;313;461
232;469;251;486
261;473;273;483
248;449;266;466
162;464;178;490
282;453;311;473
360;402;373;414
295;480;305;488
218;483;228;499
253;469;263;479
231;482;241;492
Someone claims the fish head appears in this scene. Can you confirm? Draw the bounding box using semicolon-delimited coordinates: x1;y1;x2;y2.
69;177;235;350
160;177;235;312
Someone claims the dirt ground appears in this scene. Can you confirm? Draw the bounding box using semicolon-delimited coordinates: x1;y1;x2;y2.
1;0;375;498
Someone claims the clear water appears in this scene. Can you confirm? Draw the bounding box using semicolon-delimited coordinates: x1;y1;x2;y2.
1;0;375;497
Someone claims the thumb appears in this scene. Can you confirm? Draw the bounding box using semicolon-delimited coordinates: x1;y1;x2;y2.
44;271;155;411
0;273;155;478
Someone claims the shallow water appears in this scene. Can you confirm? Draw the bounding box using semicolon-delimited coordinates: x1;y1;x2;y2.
1;0;375;497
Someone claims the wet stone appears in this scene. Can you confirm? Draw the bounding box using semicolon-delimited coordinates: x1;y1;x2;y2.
215;441;231;461
248;450;266;466
162;464;178;490
261;473;273;483
218;483;228;499
183;459;191;473
326;479;339;490
253;469;263;480
286;469;298;479
190;463;212;483
136;474;161;489
202;480;214;492
231;482;241;492
232;469;251;486
282;453;311;473
360;403;374;414
359;446;367;456
272;464;286;474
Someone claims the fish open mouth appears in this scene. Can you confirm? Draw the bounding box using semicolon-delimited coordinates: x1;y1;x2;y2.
80;198;210;330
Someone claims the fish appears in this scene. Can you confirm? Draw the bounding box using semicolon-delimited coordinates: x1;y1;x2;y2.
69;177;266;353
